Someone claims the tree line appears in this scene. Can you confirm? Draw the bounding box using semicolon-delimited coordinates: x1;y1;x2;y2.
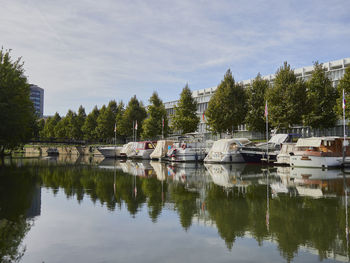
2;47;350;152
206;62;350;134
38;93;169;143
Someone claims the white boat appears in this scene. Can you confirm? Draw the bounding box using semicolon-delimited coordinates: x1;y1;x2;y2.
204;138;252;163
290;137;350;168
98;146;122;158
167;141;206;162
128;141;156;159
240;134;300;163
275;143;296;165
120;142;137;158
150;140;174;160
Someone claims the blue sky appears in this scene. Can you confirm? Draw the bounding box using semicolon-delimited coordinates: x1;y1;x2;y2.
1;0;350;115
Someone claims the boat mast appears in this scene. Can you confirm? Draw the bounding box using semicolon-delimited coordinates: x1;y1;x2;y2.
114;122;117;147
162;117;164;139
265;100;269;163
343;89;346;164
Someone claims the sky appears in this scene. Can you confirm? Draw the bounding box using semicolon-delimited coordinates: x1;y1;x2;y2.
1;0;350;116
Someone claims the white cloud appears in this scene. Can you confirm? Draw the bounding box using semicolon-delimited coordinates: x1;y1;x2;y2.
1;0;349;115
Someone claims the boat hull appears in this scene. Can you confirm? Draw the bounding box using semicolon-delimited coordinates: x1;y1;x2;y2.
170;152;206;162
98;147;122;158
204;152;244;163
240;151;277;163
290;155;348;168
275;154;291;165
129;149;154;159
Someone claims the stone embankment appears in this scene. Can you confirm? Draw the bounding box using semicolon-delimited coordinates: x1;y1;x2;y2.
24;145;102;157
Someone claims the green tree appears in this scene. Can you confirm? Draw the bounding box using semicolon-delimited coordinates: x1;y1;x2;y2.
115;101;125;139
0;48;36;154
303;62;337;129
245;74;270;132
54;116;69;138
206;69;247;134
171;84;199;134
117;96;147;139
75;106;86;140
336;67;350;120
42;113;61;138
82;106;99;141
141;92;168;139
96;103;117;141
37;118;46;138
266;62;307;129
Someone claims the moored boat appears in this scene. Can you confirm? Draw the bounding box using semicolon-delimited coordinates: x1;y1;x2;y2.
98;146;122;158
290;137;350;168
120;142;137;158
275;143;296;165
240;134;300;163
204;138;252;163
167;140;206;162
128;141;156;159
150;140;174;160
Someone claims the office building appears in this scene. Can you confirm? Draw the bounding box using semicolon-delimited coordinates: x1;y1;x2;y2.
29;84;44;117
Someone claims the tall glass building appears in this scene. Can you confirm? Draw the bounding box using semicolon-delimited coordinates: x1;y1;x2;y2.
29;84;44;117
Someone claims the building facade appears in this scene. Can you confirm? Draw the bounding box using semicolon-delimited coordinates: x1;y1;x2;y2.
29;84;44;117
165;57;350;135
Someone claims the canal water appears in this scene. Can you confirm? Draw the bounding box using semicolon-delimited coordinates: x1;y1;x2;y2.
1;156;350;263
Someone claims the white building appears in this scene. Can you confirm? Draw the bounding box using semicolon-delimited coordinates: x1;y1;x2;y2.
165;57;350;134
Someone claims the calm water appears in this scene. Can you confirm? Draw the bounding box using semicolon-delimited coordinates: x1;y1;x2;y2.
1;156;350;263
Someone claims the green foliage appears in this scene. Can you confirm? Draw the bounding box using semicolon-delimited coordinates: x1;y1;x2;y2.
0;48;36;154
141;92;168;139
206;69;247;134
336;67;350;120
54;116;69;138
82;106;99;141
36;119;45;138
266;62;307;129
115;101;125;139
303;62;338;129
117;95;147;139
171;84;199;134
75;105;86;140
42;113;61;138
95;101;120;141
245;74;270;132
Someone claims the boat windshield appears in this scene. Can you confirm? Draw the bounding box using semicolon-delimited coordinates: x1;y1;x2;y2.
146;143;155;149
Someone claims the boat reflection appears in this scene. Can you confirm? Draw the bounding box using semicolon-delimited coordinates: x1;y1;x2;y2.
273;166;348;198
2;158;350;262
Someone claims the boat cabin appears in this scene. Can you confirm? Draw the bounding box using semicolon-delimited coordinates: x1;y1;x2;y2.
136;141;156;150
294;137;350;157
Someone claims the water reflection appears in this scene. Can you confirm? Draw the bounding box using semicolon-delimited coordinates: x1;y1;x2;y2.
1;157;350;262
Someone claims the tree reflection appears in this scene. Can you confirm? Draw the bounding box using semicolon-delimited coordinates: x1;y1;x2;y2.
0;165;37;262
1;160;350;262
170;183;199;230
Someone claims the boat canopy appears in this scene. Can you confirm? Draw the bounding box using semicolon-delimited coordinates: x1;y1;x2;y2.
121;142;137;155
210;138;250;153
295;137;338;147
268;134;289;145
150;140;174;159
